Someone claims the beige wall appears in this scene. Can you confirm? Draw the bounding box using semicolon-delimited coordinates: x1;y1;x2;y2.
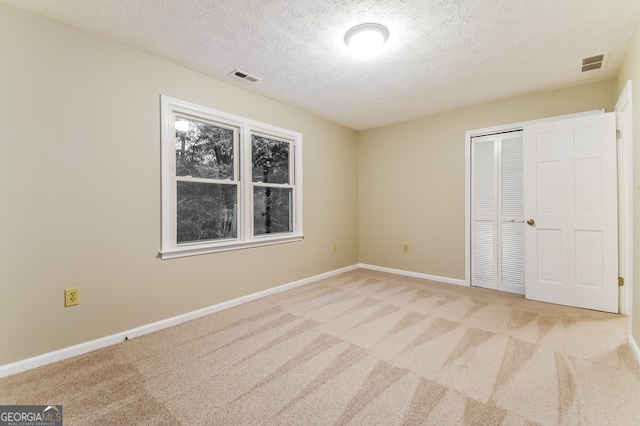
359;80;616;280
0;4;359;366
1;2;634;369
617;19;640;349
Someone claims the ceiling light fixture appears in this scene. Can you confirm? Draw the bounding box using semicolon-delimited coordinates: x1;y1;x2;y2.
344;23;389;55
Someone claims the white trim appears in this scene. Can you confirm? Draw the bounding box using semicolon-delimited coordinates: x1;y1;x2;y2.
0;264;358;379
465;110;604;288
614;80;633;316
464;109;604;140
359;263;467;286
630;334;640;365
160;234;304;259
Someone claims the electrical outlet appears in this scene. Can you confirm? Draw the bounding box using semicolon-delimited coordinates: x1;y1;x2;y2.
332;243;337;252
403;243;409;252
65;288;80;307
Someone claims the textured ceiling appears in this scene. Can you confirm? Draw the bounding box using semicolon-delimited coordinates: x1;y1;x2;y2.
4;0;640;130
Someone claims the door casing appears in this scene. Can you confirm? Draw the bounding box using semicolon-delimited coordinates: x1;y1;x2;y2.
614;80;633;316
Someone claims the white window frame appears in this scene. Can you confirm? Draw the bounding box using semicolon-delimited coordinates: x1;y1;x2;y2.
160;95;303;259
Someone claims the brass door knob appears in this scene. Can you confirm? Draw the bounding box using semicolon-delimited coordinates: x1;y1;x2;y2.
527;219;535;226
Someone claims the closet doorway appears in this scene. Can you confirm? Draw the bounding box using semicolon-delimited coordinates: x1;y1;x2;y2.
466;111;620;313
470;131;524;295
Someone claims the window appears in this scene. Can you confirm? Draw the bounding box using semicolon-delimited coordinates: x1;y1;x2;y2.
161;96;302;259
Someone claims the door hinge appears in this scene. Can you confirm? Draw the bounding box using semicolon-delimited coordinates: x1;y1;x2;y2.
616;129;622;139
619;276;624;287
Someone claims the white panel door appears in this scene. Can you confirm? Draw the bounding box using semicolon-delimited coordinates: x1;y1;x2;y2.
523;113;618;312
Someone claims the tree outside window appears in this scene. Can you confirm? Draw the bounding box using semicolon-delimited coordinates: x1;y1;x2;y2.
160;96;303;259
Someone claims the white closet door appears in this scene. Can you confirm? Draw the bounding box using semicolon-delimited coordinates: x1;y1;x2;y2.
499;133;525;294
471;136;497;290
471;131;524;294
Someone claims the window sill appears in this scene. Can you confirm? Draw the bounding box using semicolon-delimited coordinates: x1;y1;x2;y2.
160;234;304;259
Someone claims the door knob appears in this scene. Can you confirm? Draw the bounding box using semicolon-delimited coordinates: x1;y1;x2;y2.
527;219;535;226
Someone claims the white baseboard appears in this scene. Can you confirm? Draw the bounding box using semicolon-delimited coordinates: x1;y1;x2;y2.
0;264;359;379
359;263;467;286
630;333;640;365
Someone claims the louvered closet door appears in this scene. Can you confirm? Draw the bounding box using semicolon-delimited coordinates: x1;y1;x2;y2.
499;133;524;294
471;135;497;290
471;131;524;294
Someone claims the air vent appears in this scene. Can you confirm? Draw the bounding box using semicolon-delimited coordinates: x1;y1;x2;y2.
230;69;261;83
580;52;608;72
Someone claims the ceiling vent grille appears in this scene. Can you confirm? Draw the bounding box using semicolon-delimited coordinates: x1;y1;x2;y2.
581;52;608;72
230;69;261;83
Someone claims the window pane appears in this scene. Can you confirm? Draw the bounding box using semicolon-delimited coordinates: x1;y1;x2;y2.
177;181;237;243
175;116;234;179
252;136;290;184
254;187;292;235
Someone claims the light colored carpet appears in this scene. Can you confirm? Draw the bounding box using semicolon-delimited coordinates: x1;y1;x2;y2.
2;269;640;425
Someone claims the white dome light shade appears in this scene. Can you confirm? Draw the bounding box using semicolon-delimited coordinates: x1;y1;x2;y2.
344;23;389;55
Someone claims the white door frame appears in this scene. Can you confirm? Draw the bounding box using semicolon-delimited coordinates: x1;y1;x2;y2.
615;80;633;316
